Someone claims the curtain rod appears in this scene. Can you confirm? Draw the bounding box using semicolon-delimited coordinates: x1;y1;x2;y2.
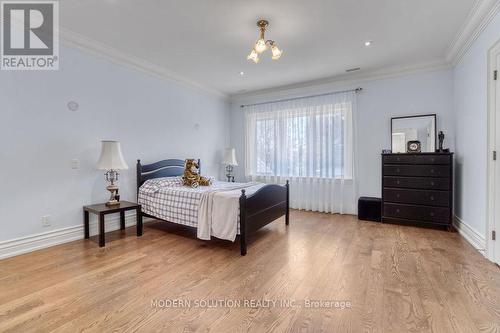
240;87;362;108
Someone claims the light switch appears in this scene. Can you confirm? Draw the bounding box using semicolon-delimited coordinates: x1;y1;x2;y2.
42;215;51;227
71;159;80;169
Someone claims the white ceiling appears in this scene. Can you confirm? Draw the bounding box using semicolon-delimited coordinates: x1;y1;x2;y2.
60;0;477;95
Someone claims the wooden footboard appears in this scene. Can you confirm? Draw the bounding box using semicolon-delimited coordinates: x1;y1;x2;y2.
239;180;289;255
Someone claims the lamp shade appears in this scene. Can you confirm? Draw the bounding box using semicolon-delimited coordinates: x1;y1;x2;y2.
223;148;238;166
96;141;129;170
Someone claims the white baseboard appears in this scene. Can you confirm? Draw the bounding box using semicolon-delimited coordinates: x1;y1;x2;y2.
453;215;486;256
0;213;147;260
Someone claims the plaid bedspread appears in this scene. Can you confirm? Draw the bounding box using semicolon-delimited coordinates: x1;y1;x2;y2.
138;178;253;232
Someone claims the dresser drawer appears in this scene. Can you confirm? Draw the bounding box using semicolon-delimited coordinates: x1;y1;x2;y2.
383;176;450;190
383;164;450;177
383;154;451;165
383;203;450;223
383;188;450;207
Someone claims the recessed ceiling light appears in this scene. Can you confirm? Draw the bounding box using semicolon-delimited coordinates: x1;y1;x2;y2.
239;71;245;76
364;40;372;47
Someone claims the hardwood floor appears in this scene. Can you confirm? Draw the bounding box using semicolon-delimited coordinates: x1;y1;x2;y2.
1;210;500;332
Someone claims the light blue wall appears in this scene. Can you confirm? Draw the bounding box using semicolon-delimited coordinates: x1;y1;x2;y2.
453;10;500;238
230;69;455;203
0;46;229;242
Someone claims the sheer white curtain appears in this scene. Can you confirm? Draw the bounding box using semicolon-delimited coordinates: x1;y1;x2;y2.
245;91;357;214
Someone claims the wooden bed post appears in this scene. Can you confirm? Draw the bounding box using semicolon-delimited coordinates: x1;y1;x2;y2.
285;180;290;226
136;160;142;200
239;189;247;256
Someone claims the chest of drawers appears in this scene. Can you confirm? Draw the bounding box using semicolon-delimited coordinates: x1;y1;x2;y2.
381;153;453;230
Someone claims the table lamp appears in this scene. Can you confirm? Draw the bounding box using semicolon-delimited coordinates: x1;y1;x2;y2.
97;141;128;206
223;148;238;182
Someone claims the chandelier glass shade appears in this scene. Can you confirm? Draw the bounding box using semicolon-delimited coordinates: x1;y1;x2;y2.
255;38;267;53
247;20;282;63
247;49;259;63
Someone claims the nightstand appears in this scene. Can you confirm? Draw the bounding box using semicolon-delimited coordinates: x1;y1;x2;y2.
83;201;142;247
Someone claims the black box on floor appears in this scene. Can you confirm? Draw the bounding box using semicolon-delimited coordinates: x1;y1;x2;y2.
358;197;381;222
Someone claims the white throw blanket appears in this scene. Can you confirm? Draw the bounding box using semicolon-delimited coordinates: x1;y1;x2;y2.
197;182;263;241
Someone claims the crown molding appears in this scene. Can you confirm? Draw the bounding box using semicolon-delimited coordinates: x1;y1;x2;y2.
446;0;500;66
57;0;499;103
230;60;451;102
58;28;228;100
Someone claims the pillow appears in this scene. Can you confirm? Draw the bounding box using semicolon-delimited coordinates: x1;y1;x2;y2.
140;177;183;194
154;176;184;187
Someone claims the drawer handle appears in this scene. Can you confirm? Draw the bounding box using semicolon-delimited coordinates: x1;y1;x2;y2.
397;157;401;161
396;194;400;198
396;168;400;173
430;181;435;186
430;196;434;201
431;158;435;162
430;169;435;173
430;212;434;217
396;209;400;214
396;180;400;185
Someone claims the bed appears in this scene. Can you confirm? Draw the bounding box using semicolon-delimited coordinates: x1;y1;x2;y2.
136;159;289;255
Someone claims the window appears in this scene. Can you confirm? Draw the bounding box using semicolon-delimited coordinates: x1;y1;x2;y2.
245;93;354;180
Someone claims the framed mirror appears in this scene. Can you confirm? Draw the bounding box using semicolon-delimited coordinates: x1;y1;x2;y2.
391;114;436;153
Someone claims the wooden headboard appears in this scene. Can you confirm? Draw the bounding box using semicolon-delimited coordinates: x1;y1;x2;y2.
136;158;200;194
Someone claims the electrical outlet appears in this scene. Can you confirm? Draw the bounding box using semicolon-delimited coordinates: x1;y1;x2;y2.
71;159;80;169
42;215;51;227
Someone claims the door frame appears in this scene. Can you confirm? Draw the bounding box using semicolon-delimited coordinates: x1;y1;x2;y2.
486;38;500;262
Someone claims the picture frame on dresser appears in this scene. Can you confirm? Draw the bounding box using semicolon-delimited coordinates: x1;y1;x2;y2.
381;152;454;231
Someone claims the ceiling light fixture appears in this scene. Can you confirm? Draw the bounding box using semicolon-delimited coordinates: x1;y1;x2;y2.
247;20;282;63
364;40;372;47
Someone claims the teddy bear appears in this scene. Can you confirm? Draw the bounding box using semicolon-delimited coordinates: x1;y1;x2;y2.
183;159;212;188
